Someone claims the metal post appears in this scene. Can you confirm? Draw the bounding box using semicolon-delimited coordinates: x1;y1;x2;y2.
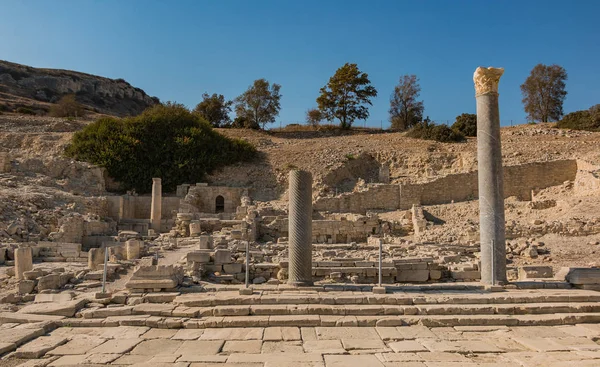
378;240;383;287
245;240;250;289
101;247;108;293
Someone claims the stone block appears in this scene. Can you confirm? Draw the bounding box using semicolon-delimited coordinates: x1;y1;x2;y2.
451;270;481;280
214;249;232;264
396;269;429;282
519;265;553;279
187;251;211;265
556;267;600;285
223;263;243;274
189;221;201;237
23;270;43;280
18;280;36;294
125;265;184;290
126;240;142;260
15;247;33;280
199;235;212;250
37;274;61;291
429;270;442;280
88;248;105;271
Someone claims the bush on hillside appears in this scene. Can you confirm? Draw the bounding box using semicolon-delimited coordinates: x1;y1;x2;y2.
50;94;86;118
65;102;257;193
556;105;600;131
16;106;35;115
451;113;477;137
407;121;465;143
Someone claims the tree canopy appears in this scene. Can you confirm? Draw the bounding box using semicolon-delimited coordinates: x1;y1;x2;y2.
194;93;233;128
305;108;323;127
234;79;282;129
389;75;424;131
317;63;377;129
521;64;568;122
451;113;477;137
65;103;256;193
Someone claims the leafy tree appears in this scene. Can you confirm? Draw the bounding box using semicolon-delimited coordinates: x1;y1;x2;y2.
65;102;256;193
389;75;424;130
317;63;377;129
305;108;323;127
521;64;568;122
451;113;477;137
193;93;233;128
234;79;282;130
49;94;85;118
556;104;600;131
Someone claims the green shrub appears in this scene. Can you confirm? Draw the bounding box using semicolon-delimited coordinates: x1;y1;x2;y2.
451;113;477;137
49;95;85;118
407;121;465;143
556;105;600;131
16;106;35;115
0;104;9;112
65;102;257;193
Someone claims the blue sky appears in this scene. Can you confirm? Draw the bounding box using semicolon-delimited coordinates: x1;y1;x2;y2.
1;0;599;127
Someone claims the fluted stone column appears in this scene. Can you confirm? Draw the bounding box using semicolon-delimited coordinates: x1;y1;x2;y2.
150;178;162;232
474;66;507;285
287;170;313;286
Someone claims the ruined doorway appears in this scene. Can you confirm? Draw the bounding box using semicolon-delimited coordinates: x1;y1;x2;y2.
215;195;225;213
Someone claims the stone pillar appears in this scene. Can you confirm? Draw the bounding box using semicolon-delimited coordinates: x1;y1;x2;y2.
474;66;507;285
125;240;142;260
287;170;313;286
14;247;33;280
189;221;201;237
150;178;162;232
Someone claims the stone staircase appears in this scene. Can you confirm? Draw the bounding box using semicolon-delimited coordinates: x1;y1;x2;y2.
60;287;600;329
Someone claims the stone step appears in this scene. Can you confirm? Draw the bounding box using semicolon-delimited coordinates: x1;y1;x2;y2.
57;312;600;329
172;290;600;307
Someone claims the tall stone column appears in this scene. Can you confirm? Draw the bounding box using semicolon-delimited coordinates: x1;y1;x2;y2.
150;178;162;232
474;67;507;285
287;170;313;286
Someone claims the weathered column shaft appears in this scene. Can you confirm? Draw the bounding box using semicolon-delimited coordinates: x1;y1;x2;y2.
287;170;313;286
474;67;507;284
150;178;162;232
15;247;33;280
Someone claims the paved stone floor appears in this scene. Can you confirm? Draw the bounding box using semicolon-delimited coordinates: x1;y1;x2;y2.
4;324;600;366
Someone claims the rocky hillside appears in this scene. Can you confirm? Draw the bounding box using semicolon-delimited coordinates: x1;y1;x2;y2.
0;60;159;116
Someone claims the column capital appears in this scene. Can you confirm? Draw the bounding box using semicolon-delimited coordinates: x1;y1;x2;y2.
473;67;504;96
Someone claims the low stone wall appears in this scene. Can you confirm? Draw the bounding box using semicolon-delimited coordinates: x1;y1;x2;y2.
315;160;579;213
35;241;87;263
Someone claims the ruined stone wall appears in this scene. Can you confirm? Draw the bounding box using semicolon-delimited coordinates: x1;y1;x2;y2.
261;214;380;244
106;195;180;221
317;160;579;213
184;185;245;214
574;159;600;196
313;184;400;212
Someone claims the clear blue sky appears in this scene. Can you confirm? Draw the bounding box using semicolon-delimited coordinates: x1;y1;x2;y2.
1;0;599;127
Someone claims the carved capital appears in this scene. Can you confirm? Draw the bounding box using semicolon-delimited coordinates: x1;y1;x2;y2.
473;67;504;96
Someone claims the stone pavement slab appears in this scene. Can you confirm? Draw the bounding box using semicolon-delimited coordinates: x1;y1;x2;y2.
316;327;381;340
172;328;204;340
48;353;121;366
129;339;183;355
387;340;429;353
47;336;106;355
341;338;387;350
175;340;225;355
228;353;324;363
303;340;346;354
141;328;177;339
222;340;263;354
0;327;45;346
324;354;384;367
261;341;304;354
13;335;68;358
87;338;142;354
512;337;571;352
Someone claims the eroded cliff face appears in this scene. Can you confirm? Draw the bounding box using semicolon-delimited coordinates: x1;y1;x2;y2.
0;60;159;116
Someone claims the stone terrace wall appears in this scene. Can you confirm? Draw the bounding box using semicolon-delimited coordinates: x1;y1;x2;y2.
106;196;180;221
316;160;578;213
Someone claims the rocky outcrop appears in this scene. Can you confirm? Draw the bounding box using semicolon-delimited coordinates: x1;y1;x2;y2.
0;60;159;116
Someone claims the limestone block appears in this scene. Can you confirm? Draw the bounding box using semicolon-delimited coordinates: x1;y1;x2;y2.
231;230;243;240
189;221;201;237
556;267;600;285
429;270;443;280
199;235;212;250
125;265;184;290
518;266;553;279
223;263;243;274
37;274;61;291
451;270;481;280
214;249;232;264
125;240;142;260
186;251;211;265
88;248;105;271
396;270;429;282
23;270;43;280
14;247;33;280
18;280;36;294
